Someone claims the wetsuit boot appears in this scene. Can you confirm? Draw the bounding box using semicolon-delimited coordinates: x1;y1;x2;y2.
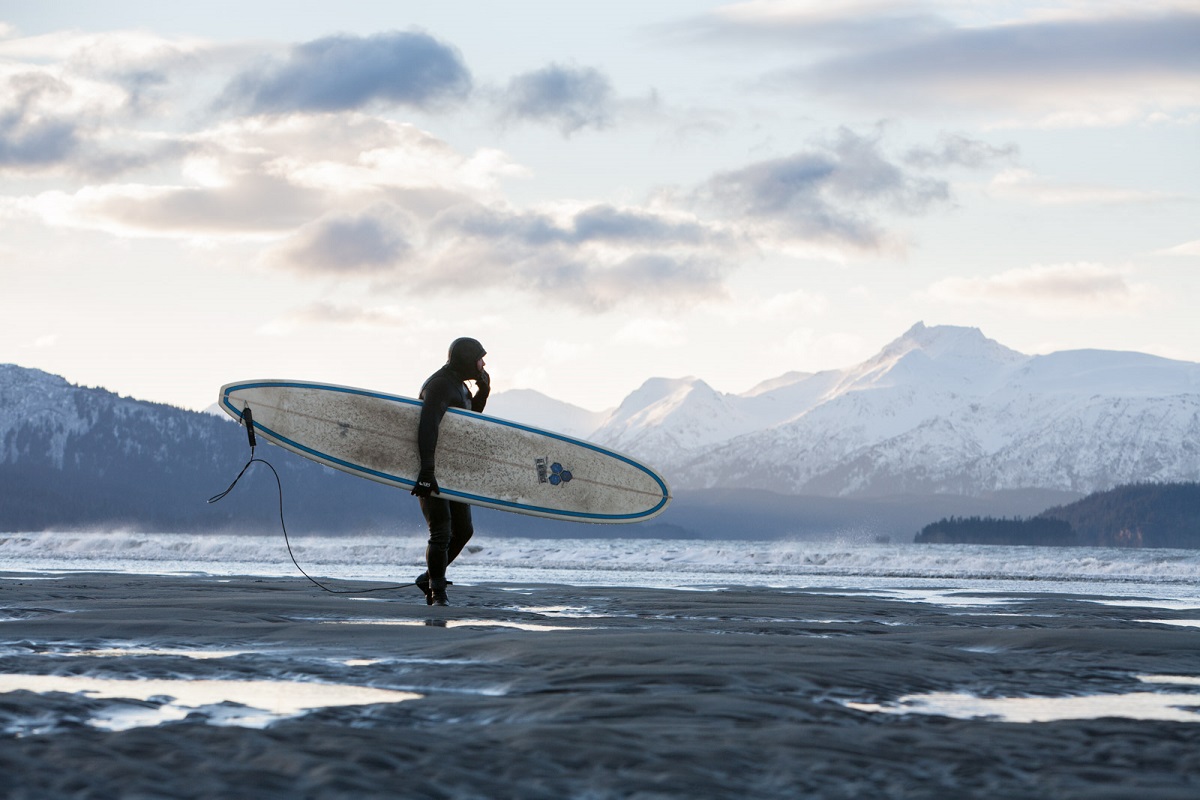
429;579;449;607
415;572;453;605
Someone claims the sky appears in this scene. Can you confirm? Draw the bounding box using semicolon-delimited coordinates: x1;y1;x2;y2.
1;0;1198;413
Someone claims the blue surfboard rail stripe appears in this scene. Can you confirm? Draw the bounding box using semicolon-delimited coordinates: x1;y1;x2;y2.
220;380;670;522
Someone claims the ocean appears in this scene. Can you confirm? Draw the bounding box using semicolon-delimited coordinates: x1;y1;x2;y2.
3;531;1199;606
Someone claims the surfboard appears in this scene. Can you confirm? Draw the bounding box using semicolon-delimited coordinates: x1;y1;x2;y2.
218;380;671;523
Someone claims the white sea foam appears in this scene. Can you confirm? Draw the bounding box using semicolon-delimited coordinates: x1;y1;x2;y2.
2;532;1200;603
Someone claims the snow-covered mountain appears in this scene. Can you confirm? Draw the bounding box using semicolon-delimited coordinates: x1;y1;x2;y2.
0;364;418;533
5;320;1198;535
494;322;1200;497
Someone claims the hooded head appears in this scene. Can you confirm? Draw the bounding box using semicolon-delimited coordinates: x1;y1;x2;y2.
447;337;486;381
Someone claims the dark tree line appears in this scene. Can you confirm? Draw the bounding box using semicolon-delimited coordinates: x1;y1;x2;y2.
915;516;1076;546
916;482;1200;548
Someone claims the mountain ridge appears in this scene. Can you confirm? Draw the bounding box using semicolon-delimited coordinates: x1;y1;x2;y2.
485;322;1200;498
3;322;1198;536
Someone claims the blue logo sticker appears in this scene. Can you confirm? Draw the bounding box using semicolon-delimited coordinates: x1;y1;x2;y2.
548;462;573;487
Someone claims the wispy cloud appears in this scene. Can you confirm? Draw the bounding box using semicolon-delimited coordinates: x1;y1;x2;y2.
923;262;1160;317
695;4;1200;124
1156;239;1200;256
904;133;1018;169
421;202;733;310
694;127;949;249
989;169;1179;206
679;0;949;51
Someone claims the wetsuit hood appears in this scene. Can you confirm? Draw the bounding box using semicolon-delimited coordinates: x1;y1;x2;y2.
447;337;486;381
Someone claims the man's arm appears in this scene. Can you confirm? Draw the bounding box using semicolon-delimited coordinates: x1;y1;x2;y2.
412;376;453;497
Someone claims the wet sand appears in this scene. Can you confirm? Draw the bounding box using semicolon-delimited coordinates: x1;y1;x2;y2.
2;572;1199;799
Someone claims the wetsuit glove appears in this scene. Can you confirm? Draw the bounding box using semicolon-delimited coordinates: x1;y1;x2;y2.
411;468;439;498
472;368;491;412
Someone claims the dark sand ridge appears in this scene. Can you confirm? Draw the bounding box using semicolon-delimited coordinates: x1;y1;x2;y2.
1;572;1198;798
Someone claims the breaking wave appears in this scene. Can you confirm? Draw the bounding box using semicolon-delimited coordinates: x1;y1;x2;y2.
3;532;1199;599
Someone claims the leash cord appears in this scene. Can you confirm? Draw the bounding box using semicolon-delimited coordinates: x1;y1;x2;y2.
207;447;414;595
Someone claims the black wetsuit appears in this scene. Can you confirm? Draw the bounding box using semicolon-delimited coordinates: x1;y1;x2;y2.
415;340;489;593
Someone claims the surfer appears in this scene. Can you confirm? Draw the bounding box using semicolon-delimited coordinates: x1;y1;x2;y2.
410;337;490;606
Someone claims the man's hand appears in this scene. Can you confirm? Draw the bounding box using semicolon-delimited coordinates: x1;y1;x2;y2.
411;468;439;498
476;368;490;391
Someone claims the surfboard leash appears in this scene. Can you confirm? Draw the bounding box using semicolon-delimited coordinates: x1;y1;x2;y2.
207;406;416;596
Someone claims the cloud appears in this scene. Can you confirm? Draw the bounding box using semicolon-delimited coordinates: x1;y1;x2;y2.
440;202;721;248
990;168;1178;206
1157;239;1200;256
270;206;414;274
812;11;1200;122
923;263;1159;317
694;127;949;248
700;5;1200;124
420;202;732;310
0;29;220;175
11;115;504;237
525;252;728;310
221;31;471;115
256;193;734;311
23;172;327;237
0;75;78;167
0;72;81;167
499;63;615;135
904;133;1018;169
678;0;949;51
281;301;423;328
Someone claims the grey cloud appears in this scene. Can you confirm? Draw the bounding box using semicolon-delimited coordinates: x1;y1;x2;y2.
114;68;171;114
0;73;80;167
500;64;614;134
0;112;78;167
799;12;1200;107
697;129;949;247
0;70;197;176
274;207;413;274
222;31;471;115
527;253;726;310
572;205;709;245
905;134;1018;170
440;203;719;248
409;201;729;310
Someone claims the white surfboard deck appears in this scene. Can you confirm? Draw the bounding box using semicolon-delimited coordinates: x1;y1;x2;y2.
218;380;671;523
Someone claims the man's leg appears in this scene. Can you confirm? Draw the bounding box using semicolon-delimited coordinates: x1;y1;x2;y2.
445;501;474;567
419;496;452;604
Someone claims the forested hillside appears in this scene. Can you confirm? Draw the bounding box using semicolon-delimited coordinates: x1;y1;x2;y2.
1039;482;1200;548
915;482;1200;548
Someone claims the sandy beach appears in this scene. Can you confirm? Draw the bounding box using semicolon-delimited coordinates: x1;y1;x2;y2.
2;571;1199;799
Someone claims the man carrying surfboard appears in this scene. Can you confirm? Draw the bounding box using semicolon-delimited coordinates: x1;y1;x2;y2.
410;337;490;606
